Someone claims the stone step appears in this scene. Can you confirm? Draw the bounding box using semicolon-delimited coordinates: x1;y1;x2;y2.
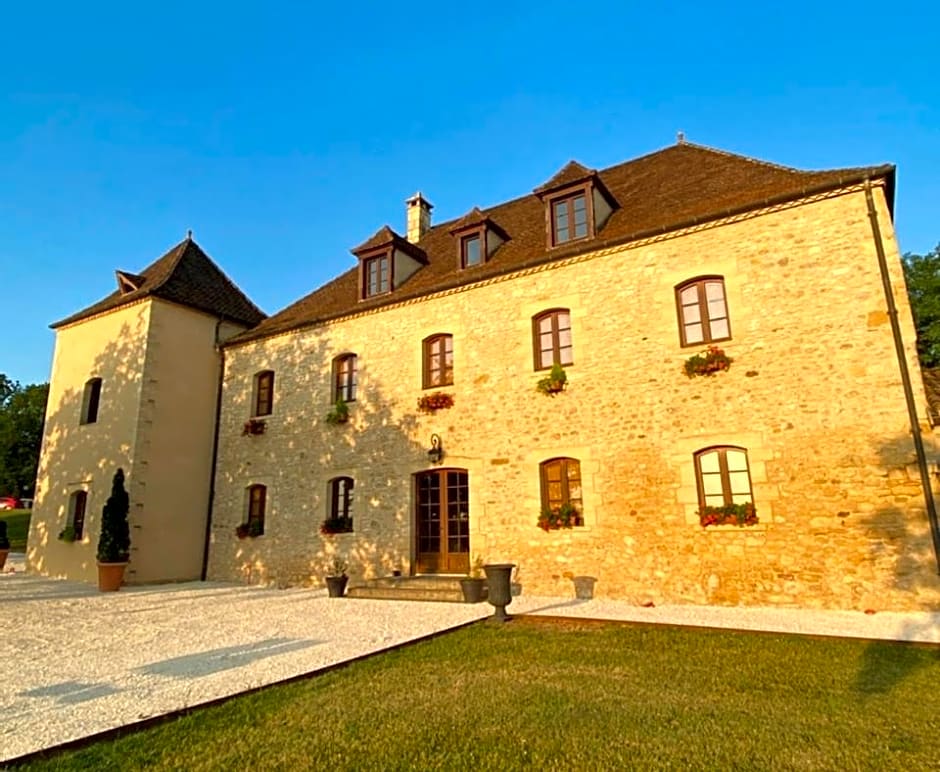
347;575;488;604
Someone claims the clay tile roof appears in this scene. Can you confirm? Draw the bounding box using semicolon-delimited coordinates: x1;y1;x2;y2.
448;207;488;233
533;160;595;196
53;238;266;329
923;369;940;425
229;142;895;346
351;225;428;264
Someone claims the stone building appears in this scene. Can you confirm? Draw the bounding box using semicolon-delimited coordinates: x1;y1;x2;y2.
29;141;940;609
27;239;264;584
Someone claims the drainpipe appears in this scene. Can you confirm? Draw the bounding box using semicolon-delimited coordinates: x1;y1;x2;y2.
864;180;940;572
201;319;226;581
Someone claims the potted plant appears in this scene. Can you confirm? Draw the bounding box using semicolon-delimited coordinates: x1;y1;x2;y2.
536;363;568;395
235;520;264;539
0;520;9;571
325;398;350;425
459;556;487;603
96;468;131;592
242;418;266;435
683;346;733;378
325;556;349;597
699;502;758;527
58;525;77;543
417;392;455;413
320;515;353;535
537;502;582;531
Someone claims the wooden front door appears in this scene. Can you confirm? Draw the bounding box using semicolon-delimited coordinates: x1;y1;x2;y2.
415;469;469;574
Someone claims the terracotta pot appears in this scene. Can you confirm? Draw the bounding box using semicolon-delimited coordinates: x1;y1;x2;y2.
0;549;9;571
97;561;128;592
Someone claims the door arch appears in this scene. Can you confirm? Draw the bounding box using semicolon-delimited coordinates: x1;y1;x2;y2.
415;468;469;574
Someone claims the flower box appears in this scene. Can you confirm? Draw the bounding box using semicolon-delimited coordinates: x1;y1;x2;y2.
537;503;582;531
320;516;354;535
236;520;264;539
684;346;732;378
417;392;454;413
536;363;568;396
242;418;266;436
699;503;758;527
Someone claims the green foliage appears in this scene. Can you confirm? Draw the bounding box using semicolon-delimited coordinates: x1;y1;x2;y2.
320;515;353;535
683;346;732;377
58;525;77;543
903;244;940;368
535;363;568;395
4;510;30;551
325;398;349;425
699;502;758;527
537;502;580;531
0;376;49;497
96;468;131;563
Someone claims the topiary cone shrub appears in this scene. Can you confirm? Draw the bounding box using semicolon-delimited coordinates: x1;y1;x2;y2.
97;468;131;564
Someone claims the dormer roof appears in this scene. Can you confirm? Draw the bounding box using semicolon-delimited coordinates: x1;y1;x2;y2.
351;225;428;264
448;207;510;241
53;238;266;329
533;160;596;196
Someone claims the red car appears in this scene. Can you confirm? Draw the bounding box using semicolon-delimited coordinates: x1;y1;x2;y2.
0;496;22;510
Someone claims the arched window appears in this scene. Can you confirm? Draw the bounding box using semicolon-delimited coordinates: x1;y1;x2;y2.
423;334;454;388
675;277;731;346
253;371;274;417
333;354;358;403
539;457;583;525
80;378;102;425
694;447;753;508
247;484;266;536
532;309;573;370
68;490;88;540
324;477;354;533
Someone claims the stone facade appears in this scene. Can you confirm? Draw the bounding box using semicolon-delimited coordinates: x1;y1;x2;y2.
208;182;940;610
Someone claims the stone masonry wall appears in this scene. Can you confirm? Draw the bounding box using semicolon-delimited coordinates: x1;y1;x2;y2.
208;184;940;610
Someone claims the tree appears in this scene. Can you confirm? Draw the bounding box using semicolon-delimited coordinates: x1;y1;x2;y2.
903;244;940;369
0;376;49;497
97;468;131;563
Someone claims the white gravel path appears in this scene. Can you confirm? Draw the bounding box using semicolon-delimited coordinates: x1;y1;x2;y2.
3;558;939;763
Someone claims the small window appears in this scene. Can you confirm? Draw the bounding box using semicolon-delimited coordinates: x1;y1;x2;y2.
247;484;266;536
694;447;753;508
334;354;358;403
551;193;589;245
676;278;731;346
540;457;584;525
363;254;390;297
533;309;573;370
461;234;482;268
80;378;102;425
326;476;355;533
68;490;88;540
253;371;274;417
423;334;454;388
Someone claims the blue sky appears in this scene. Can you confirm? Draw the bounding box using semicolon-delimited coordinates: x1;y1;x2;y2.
1;1;937;385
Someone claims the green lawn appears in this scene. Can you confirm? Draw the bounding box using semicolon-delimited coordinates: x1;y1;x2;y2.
2;508;30;551
19;618;940;770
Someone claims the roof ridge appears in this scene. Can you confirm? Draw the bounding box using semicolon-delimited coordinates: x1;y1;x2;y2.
179;240;268;321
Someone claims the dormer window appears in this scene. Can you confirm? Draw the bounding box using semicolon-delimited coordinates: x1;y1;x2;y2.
363;253;390;297
352;226;428;301
449;208;509;269
534;161;617;249
461;234;482;268
551;192;589;245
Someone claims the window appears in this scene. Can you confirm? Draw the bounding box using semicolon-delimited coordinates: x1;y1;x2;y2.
326;476;354;532
540;458;584;525
253;371;274;417
247;484;266;535
551;193;588;245
461;234;482;268
423;334;454;388
694;447;753;508
363;254;390;297
80;378;102;424
533;309;573;370
676;278;731;346
68;490;87;540
334;354;358;402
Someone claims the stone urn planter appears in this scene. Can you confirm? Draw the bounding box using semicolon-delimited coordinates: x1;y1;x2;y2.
483;563;516;621
459;577;486;604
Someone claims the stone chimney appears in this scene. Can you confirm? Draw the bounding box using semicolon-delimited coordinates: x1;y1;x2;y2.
405;192;433;243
